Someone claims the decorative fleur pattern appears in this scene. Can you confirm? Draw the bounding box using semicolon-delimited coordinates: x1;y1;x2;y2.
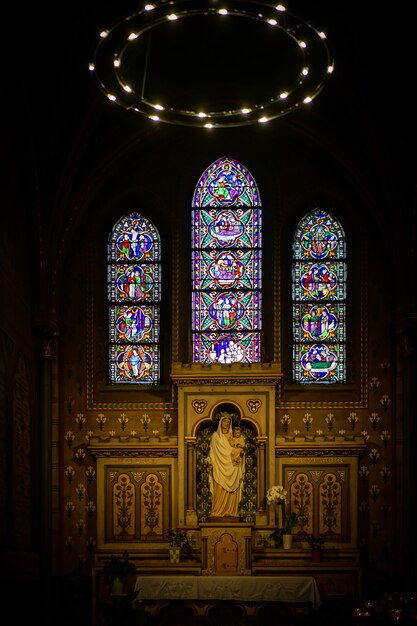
66;500;75;518
86;499;96;518
369;449;381;465
369;413;380;430
75;448;86;465
65;466;75;483
325;413;335;431
369;377;380;393
281;414;291;432
140;413;151;432
65;431;75;448
75;413;86;430
118;413;128;431
380;394;391;411
302;413;313;432
96;413;107;430
359;501;369;517
380;359;390;375
162;413;172;434
347;412;359;430
379;466;391;484
76;519;85;536
76;483;86;501
380;430;391;447
359;466;369;481
369;484;380;501
85;466;96;483
86;537;96;554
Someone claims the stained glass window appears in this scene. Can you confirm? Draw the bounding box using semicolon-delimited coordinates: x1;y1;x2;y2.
108;212;161;384
292;208;346;383
191;156;262;364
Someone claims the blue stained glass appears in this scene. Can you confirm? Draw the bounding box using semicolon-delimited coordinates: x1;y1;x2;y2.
192;249;261;291
192;207;261;248
110;212;160;261
193;156;261;208
110;344;159;383
194;332;261;364
192;291;261;332
293;303;345;342
110;305;158;343
192;157;262;364
292;262;346;301
108;264;160;302
108;213;161;384
294;208;345;260
293;209;346;384
293;342;345;383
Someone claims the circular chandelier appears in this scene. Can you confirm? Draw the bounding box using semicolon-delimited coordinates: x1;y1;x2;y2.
89;0;334;128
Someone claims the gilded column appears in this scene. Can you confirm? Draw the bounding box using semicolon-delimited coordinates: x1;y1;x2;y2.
185;437;197;526
257;438;267;512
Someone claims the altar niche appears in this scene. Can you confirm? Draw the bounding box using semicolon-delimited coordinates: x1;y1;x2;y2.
195;412;257;524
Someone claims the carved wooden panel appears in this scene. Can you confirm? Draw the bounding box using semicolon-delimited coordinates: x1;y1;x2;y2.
96;460;172;547
278;455;359;549
201;524;252;575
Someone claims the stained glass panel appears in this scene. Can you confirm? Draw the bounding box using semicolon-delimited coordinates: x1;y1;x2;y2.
192;156;261;364
108;212;161;384
293;208;346;383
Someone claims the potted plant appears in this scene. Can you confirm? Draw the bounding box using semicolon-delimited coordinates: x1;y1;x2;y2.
266;485;299;548
268;511;299;548
166;527;190;562
303;533;326;562
103;550;136;594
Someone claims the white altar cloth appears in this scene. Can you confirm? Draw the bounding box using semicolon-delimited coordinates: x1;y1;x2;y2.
134;575;321;609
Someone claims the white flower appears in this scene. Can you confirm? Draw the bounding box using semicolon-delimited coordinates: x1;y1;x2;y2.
266;485;288;505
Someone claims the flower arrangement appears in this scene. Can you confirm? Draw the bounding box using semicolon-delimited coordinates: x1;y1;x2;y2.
102;550;136;581
266;484;287;506
166;527;190;548
266;485;298;547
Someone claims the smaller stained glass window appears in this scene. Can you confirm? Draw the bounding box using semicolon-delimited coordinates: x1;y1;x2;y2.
108;212;161;384
292;208;346;383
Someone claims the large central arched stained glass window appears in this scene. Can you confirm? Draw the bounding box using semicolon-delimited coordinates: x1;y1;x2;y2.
191;156;262;364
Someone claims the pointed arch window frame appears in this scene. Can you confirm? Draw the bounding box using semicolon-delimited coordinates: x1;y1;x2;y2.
191;156;262;365
292;208;346;384
107;211;161;384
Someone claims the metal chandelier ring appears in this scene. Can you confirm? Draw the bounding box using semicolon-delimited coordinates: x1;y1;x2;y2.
89;0;334;128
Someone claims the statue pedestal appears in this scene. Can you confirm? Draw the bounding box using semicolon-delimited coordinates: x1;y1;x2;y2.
200;523;252;576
